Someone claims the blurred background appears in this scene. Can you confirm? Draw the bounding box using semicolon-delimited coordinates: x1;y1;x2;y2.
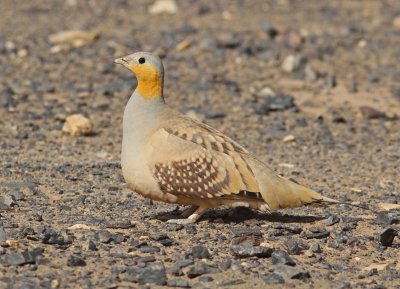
0;0;399;288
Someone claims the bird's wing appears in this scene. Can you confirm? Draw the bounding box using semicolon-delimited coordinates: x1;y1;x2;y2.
147;116;260;199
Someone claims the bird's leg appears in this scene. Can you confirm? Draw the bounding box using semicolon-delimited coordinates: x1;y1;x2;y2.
181;205;199;218
167;206;209;225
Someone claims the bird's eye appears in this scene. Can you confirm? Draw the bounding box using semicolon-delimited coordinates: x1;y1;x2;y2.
138;57;146;64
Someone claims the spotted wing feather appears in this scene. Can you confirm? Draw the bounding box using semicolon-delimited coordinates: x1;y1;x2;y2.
149;116;260;199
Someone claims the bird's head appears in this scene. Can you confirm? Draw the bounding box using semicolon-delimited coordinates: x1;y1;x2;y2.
114;52;164;100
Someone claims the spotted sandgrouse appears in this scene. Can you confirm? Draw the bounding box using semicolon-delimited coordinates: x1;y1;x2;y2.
114;52;337;224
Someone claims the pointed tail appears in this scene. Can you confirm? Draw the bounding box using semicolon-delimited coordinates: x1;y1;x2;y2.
257;170;376;213
247;159;337;210
260;174;338;210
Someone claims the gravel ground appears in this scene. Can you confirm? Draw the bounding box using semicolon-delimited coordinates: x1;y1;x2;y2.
1;0;400;288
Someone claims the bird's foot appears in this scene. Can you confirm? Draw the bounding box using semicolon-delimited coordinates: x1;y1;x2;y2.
166;206;209;225
181;205;199;218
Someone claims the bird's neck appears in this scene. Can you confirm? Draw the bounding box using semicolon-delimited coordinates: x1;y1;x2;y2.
135;76;163;101
122;91;166;145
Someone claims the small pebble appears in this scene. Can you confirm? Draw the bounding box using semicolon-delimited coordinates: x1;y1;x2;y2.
96;230;112;243
6;248;44;265
127;262;167;285
379;227;398;247
326;215;340;226
284;239;308;255
62;114;94;136
271;250;296;266
231;245;273;258
185;225;197;234
191;245;210;259
67;254;86;267
263;273;285;284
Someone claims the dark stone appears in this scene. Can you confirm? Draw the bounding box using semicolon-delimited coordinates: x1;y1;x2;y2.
326;215;340;226
303;227;330;239
284;239;308;255
254;93;295;114
216;33;241;49
6;248;44;265
379;227;398;247
198;276;213;282
186;263;215;278
175;258;195;269
219;279;246;286
185;225;197;234
369;75;380;83
272;224;303;235
218;259;231;271
168;258;194;276
360;106;387;119
39;227;71;246
230;245;273;258
88;240;98;251
159;238;173;246
274;265;311;281
342;222;358;231
67;254;86;267
127;262;167;285
151;233;170;241
96;230;112;243
167;224;184;231
259;20;278;38
201;109;226;119
0;225;6;242
111;265;126;274
375;212;400;225
333;264;349;272
166;279;190;288
140;245;161;254
271;250;296;266
136;255;156;264
149;233;173;246
100;278;118;288
263;273;285;284
197;4;211;15
310;243;322;253
191;245;210;259
111;233;125;244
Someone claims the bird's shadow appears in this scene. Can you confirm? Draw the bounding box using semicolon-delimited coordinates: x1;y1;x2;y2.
154;207;326;224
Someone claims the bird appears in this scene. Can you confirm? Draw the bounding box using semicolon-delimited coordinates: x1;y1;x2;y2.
114;51;338;224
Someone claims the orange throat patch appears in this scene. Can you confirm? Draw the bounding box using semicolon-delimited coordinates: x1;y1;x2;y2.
132;64;163;100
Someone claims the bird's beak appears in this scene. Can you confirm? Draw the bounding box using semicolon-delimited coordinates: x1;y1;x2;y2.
114;57;128;65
